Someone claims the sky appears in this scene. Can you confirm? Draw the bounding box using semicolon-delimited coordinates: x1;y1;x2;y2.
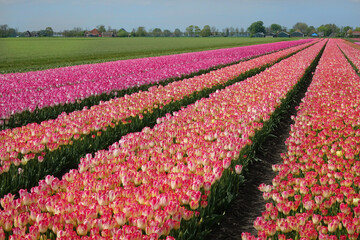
0;0;359;32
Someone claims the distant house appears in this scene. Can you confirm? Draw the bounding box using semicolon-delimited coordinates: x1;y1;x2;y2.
265;33;276;38
102;32;115;37
291;31;304;37
85;29;101;37
253;32;265;38
277;31;290;38
352;31;360;37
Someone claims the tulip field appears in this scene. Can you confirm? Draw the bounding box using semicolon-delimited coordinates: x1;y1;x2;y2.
0;39;312;130
0;39;316;198
1;38;360;239
241;39;360;240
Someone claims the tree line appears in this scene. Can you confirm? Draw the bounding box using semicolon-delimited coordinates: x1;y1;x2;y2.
1;22;360;38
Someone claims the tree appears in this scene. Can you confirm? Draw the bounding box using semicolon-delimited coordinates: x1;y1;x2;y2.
62;27;84;37
270;24;282;33
97;25;106;33
136;26;147;37
247;21;265;36
342;26;352;33
229;27;235;37
317;24;339;37
194;26;201;37
152;28;162;37
45;27;54;37
0;24;9;37
211;26;218;37
200;25;211;37
223;28;230;37
185;25;194;37
293;22;308;33
174;28;182;37
163;29;171;37
307;26;315;35
117;29;128;37
235;27;240;36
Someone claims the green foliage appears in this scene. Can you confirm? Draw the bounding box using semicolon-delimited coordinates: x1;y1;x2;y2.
185;25;194;37
62;27;85;37
174;28;182;37
152;28;162;37
247;21;266;36
200;25;211;37
306;26;316;36
317;24;340;37
136;26;147;37
117;29;128;37
194;26;201;37
270;23;282;33
163;29;172;37
97;25;106;33
293;22;308;33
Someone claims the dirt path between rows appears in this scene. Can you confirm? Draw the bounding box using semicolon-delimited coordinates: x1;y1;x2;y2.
206;69;311;239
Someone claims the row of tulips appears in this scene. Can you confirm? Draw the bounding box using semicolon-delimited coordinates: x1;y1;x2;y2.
0;39;314;129
0;40;326;239
0;40;317;198
337;40;360;72
242;39;360;240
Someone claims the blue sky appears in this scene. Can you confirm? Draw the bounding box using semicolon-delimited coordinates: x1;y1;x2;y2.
1;0;359;32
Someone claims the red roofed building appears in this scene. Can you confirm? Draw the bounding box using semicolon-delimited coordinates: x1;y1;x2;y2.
85;29;101;37
352;31;360;37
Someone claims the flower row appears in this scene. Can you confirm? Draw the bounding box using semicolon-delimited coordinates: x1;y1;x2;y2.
337;40;360;72
242;39;360;240
0;40;315;197
0;40;326;239
0;40;313;122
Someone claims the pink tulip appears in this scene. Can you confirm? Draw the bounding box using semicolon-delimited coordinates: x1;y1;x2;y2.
245;39;360;239
0;39;313;121
0;39;326;239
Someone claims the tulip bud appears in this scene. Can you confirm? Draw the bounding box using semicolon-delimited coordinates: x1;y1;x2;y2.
235;165;243;174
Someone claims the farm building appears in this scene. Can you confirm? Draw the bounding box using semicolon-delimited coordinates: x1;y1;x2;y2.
291;31;304;37
352;31;360;37
253;32;265;37
102;32;115;37
85;29;101;37
277;31;290;38
265;33;276;38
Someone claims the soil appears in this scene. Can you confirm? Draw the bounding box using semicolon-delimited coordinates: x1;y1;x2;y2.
206;73;310;239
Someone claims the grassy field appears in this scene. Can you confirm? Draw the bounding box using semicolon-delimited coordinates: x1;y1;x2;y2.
0;37;301;73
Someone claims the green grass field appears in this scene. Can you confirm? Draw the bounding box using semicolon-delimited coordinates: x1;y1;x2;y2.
0;37;300;73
